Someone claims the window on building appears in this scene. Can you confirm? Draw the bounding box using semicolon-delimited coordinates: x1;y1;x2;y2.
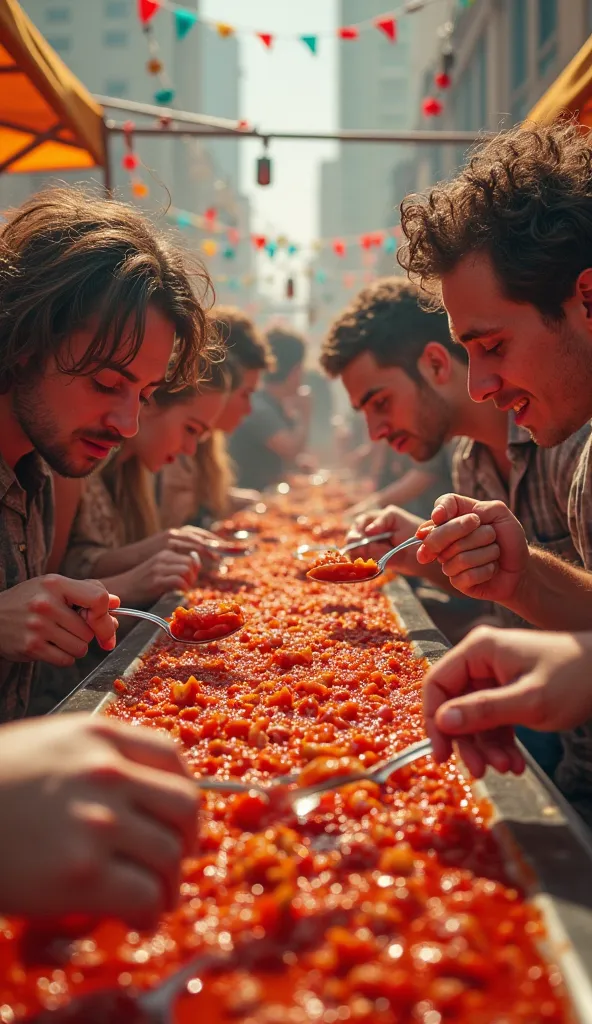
104;0;129;17
104;78;129;96
510;0;528;90
103;29;129;47
537;0;557;78
46;35;71;53
46;7;70;23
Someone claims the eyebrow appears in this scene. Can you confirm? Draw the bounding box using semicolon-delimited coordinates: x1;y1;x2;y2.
356;387;386;411
457;327;503;344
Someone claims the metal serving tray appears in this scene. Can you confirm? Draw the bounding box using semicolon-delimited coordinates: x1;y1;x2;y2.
56;578;592;1021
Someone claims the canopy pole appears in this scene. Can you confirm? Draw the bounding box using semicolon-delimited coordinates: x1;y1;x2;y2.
103;121;113;197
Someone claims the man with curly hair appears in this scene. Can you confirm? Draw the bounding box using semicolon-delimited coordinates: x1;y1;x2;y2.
395;119;592;815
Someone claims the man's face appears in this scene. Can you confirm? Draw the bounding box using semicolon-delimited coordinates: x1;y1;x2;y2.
216;369;261;434
340;350;453;462
441;253;592;447
12;306;176;477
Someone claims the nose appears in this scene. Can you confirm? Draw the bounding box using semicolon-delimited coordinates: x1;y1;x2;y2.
104;395;140;439
467;356;502;404
184;435;199;457
366;412;389;443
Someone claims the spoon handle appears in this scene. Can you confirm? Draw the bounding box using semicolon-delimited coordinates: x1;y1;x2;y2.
113;607;168;630
340;531;393;555
377;536;422;571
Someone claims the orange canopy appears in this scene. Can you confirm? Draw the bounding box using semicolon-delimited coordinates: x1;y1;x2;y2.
0;0;104;174
528;33;592;128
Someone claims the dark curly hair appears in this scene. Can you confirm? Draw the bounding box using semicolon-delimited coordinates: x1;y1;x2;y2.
320;276;461;381
397;119;592;322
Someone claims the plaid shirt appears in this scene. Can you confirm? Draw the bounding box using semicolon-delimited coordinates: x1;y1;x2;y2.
453;418;592;823
0;452;54;721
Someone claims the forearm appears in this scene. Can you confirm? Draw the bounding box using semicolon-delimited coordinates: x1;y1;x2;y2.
93;541;148;577
378;471;436;510
508;547;592;630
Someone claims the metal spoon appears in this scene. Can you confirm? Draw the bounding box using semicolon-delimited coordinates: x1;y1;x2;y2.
113;608;243;645
196;738;433;818
295;531;393;560
30;944;249;1023
306;536;422;583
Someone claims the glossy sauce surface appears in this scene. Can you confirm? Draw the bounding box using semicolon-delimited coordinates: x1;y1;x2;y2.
0;482;570;1023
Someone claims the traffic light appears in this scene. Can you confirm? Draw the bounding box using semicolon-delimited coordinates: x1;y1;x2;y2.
257;155;272;186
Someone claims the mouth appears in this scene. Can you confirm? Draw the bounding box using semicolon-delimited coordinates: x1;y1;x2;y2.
79;438;119;459
389;434;410;453
511;397;530;425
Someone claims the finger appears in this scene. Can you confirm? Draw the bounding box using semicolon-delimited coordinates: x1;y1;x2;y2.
114;810;183;910
158;574;193;593
41;622;89;660
431;494;479;524
87;607;118;652
416;514;481;564
83;858;165;930
435;677;541;735
435;524;497;561
124;767;199;855
49;603;95;644
440;543;501;579
91;719;194;779
454;737;486;778
448;563;498;592
32;640;77;668
60;578;111;616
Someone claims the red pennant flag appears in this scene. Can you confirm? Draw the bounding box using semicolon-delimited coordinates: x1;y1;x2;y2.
252;235;267;250
227;227;240;245
360;234;373;250
338;26;359;40
138;0;159;24
332;239;346;257
375;16;397;42
371;231;385;247
204;207;217;224
257;33;273;49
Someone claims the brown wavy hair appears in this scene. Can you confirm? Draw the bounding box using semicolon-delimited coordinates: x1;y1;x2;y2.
397;119;592;322
0;185;217;392
213;305;275;372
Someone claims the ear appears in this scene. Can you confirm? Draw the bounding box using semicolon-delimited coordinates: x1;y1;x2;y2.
417;342;452;385
576;268;592;319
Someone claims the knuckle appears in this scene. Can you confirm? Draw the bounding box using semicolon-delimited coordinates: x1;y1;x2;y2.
83;761;127;788
28;596;53;616
62;842;103;886
42;573;62;592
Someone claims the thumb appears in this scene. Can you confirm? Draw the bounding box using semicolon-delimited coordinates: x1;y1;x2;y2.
435;677;538;734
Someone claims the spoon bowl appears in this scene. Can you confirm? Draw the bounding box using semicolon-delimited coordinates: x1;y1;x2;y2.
114;608;243;646
306;536;422;584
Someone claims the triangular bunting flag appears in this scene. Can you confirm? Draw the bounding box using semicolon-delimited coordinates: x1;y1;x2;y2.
257;33;273;49
338;26;359;40
375;16;397;42
217;23;235;37
300;35;318;54
138;0;159;23
175;9;198;39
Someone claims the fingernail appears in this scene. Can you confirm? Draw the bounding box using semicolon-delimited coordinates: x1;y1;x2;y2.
440;707;464;729
433;505;445;516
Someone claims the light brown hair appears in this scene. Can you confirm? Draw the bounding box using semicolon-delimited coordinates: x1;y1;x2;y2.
214;305;275;372
0;185;216;392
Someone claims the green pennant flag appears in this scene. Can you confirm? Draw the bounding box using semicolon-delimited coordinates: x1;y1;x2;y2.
300;34;318;55
175;8;198;39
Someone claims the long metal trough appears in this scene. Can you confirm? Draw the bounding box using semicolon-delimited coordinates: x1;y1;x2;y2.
56;576;592;1022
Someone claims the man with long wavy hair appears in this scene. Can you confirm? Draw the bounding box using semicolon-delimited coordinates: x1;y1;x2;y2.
0;186;214;720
